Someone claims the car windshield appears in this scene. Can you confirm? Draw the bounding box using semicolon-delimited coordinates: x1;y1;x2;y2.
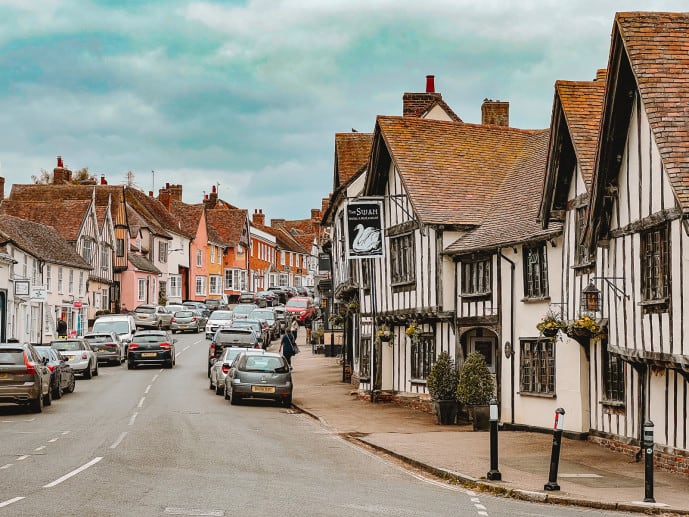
222;349;244;362
0;349;24;365
242;356;285;372
233;305;255;315
84;335;112;343
286;299;308;309
52;340;83;351
251;310;273;320
92;321;130;335
135;306;155;314
211;312;233;321
34;347;53;360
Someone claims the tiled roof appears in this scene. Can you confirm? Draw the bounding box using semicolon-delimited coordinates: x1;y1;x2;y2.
258;223;307;253
170;200;204;238
128;253;161;274
0;215;92;269
206;206;248;247
555;74;606;187
124;188;173;239
402;92;462;122
0;198;90;242
445;130;561;253
375;116;546;226
615;12;689;210
334;132;373;189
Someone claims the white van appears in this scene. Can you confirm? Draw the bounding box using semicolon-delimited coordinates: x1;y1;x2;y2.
91;315;137;354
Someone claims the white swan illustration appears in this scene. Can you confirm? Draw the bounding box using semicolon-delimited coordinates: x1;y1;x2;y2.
352;224;381;253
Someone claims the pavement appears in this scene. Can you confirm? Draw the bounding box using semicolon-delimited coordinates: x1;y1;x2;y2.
277;334;689;516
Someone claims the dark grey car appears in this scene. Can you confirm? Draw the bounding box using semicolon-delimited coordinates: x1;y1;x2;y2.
170;310;201;334
225;351;293;407
0;342;52;412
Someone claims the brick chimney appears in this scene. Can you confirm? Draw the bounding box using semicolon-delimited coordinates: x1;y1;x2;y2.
403;75;443;118
53;155;73;184
158;187;171;211
0;176;4;202
594;68;607;82
321;197;330;217
311;208;320;221
481;99;509;127
207;185;218;208
169;184;183;202
252;209;265;227
271;218;285;228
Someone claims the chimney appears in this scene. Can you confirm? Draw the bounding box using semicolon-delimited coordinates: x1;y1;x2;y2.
53;156;73;184
403;76;442;118
252;208;265;227
311;208;320;221
321;197;329;216
595;68;607;82
100;175;107;185
169;184;182;202
426;75;435;93
208;184;218;208
57;156;63;168
271;218;285;228
149;191;154;197
0;176;4;202
481;99;509;127
158;187;172;212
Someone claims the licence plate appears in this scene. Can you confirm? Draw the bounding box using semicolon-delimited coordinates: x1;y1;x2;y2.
252;386;275;393
98;349;106;353
141;352;157;358
179;324;187;328
0;373;8;379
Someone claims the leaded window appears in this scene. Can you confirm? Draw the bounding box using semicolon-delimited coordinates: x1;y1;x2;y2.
359;336;371;379
602;346;625;403
641;225;669;307
411;334;435;380
574;206;589;266
461;257;492;296
520;340;555;394
524;243;549;298
390;233;415;285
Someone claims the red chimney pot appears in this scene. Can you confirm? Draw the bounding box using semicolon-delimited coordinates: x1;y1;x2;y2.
426;75;435;93
212;185;216;193
57;156;64;168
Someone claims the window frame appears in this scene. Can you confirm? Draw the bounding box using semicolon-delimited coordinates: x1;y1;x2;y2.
519;339;555;396
602;344;625;405
390;232;415;287
411;333;435;381
461;255;492;298
523;243;549;299
640;223;670;311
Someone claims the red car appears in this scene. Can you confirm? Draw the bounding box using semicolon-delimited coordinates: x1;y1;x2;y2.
285;297;316;324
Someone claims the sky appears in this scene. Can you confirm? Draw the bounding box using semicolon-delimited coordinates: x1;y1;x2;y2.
0;0;685;221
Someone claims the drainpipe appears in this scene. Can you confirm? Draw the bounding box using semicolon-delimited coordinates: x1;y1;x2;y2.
499;249;516;425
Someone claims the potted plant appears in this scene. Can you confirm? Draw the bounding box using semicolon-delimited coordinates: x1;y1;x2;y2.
457;352;495;431
566;314;603;338
376;324;392;342
405;320;423;341
426;352;460;425
536;309;567;338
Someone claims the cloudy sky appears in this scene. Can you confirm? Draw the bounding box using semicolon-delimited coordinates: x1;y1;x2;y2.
0;0;684;220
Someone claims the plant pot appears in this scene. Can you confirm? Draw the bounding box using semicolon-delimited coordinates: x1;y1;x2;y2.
433;400;459;425
468;404;491;431
378;332;391;342
541;327;559;338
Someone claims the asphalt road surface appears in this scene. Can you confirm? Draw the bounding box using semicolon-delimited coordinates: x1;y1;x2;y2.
0;332;636;516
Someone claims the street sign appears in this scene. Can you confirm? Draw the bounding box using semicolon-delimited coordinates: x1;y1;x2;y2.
73;301;83;308
31;285;47;301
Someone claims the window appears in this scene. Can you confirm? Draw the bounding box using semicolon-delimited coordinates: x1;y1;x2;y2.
58;267;63;294
195;276;206;296
390;233;415;285
169;275;182;298
211;245;216;264
209;275;222;295
116;238;124;257
138;279;146;301
196;250;202;267
79;271;84;296
94;292;101;310
159;241;168;263
101;244;110;270
641;225;669;308
411;334;435;380
358;336;371;379
602;345;625;403
574;207;590;266
520;340;555;395
32;258;38;284
82;239;94;263
523;243;549;298
281;251;286;266
46;265;52;292
279;274;288;287
101;288;109;312
68;270;74;295
224;269;246;290
461;256;491;296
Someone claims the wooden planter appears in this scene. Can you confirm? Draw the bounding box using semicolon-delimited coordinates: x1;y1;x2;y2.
433;400;459;425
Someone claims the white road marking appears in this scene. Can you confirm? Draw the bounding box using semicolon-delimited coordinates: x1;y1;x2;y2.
110;432;128;449
0;464;12;470
183;346;190;351
129;412;138;426
475;503;487;510
137;397;145;408
34;446;46;451
61;431;70;435
559;473;603;478
16;455;28;461
152;374;159;382
478;512;488;516
0;497;24;508
144;384;151;394
48;438;59;443
163;508;224;516
43;457;103;488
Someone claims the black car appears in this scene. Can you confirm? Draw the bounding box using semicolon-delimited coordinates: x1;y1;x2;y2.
34;346;76;399
208;327;260;376
267;287;288;304
127;330;176;369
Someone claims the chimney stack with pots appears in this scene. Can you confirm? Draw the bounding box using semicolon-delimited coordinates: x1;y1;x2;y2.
271;218;285;228
426;75;435;93
252;209;265;227
403;75;442;118
0;176;5;202
100;175;107;185
53;156;73;184
481;99;509;127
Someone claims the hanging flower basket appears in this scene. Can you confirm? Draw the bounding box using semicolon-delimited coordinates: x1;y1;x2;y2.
566;315;603;339
405;321;423;341
376;324;392;343
536;309;567;338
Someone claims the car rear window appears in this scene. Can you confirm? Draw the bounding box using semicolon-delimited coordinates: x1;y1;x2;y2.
0;350;25;365
286;299;308;308
93;321;131;335
133;334;168;343
84;335;110;343
242;356;285;372
135;307;155;314
174;311;194;317
52;341;82;351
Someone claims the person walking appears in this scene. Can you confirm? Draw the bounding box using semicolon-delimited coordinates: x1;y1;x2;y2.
279;330;297;369
304;315;312;345
56;317;67;338
290;318;299;340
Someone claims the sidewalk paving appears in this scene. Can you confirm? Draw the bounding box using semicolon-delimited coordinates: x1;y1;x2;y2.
282;339;689;516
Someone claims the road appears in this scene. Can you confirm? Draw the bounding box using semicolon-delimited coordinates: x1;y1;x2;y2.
0;332;635;516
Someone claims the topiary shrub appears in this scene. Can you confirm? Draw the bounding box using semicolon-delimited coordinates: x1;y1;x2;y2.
457;352;495;406
426;352;459;401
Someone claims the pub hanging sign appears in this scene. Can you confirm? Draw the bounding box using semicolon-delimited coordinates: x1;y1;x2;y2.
345;199;384;260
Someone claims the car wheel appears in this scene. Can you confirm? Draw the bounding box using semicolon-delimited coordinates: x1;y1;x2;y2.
52;381;62;400
224;386;230;400
127;361;135;370
209;376;215;390
164;359;173;369
93;363;99;377
29;392;43;413
215;383;224;396
229;388;241;405
172;330;177;334
43;387;52;407
282;395;292;407
83;362;92;379
64;375;75;394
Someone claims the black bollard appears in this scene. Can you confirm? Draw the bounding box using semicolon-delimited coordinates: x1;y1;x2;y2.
643;421;655;503
544;407;565;491
487;398;502;481
329;329;335;358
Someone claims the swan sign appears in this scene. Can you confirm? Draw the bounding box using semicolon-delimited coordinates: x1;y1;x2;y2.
345;199;384;259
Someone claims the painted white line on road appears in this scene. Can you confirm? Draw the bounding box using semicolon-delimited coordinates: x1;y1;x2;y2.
0;497;24;508
110;432;128;449
159;368;164;373
61;431;70;435
152;374;159;382
0;464;12;470
478;512;488;516
475;503;487;510
129;412;138;426
43;457;103;488
16;455;28;461
164;508;224;516
34;446;46;451
137;397;145;408
144;384;151;394
183;346;190;351
559;473;603;478
48;438;59;443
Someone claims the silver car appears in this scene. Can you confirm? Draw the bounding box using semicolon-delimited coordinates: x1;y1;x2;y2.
170;310;201;334
51;338;99;378
209;346;261;396
205;310;234;339
0;342;53;412
225;351;293;407
84;332;124;365
133;304;173;329
232;303;258;320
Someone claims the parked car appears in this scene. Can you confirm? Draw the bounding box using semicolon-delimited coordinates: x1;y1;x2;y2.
193;309;209;329
225;351;293;406
91;314;137;354
51;338;99;379
208;327;260;376
256;291;277;307
230;318;270;348
250;308;279;340
273;304;287;334
267;287;288;304
204;297;229;312
238;291;264;306
34;346;76;399
166;303;185;315
285;296;317;324
133;304;173;329
170;310;201;334
0;342;52;412
232;303;258;320
205;310;234;339
127;330;176;369
183;300;208;312
208;346;263;395
83;332;124;365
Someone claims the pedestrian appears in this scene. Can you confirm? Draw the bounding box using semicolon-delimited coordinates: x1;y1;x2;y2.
304;315;312;344
279;330;297;369
290;318;299;340
56;317;67;338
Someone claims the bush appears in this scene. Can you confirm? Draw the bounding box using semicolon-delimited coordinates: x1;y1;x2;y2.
426;352;459;401
457;352;495;406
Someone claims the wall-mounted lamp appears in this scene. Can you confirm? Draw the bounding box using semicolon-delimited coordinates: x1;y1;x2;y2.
581;276;629;313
